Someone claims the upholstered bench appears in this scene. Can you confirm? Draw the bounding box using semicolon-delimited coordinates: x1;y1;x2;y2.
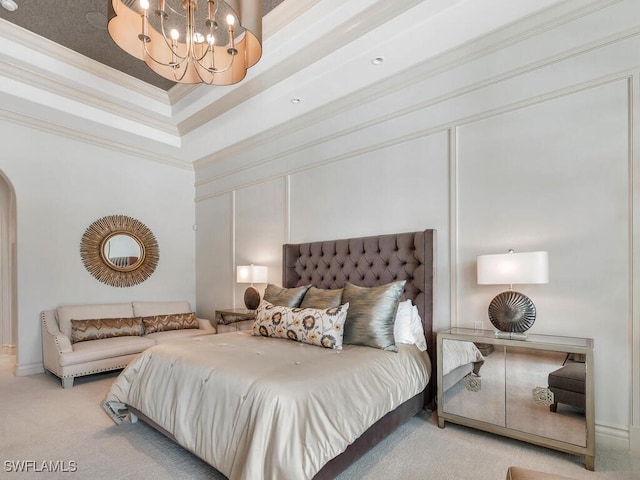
506;466;575;479
548;362;586;411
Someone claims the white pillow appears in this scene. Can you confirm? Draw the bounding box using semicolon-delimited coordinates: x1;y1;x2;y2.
394;300;428;351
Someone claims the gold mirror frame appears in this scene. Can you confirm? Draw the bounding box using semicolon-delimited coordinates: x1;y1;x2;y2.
80;215;159;287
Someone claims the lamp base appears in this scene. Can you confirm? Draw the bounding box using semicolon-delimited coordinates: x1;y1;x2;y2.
488;290;536;334
244;286;261;310
494;331;528;341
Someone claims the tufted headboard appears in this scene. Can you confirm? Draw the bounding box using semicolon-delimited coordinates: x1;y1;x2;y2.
282;230;436;403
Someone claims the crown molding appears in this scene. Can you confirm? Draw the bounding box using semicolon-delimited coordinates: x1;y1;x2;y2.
193;0;625;174
0;106;193;170
165;0;322;107
0;19;170;105
176;0;424;136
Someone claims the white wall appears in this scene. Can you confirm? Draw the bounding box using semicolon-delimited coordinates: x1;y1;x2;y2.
0;119;196;374
194;1;640;447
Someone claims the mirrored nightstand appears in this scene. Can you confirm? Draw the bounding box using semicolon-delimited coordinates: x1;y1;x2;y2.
215;308;256;333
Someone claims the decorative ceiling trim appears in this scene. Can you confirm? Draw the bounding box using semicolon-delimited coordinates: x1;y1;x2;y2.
0;107;193;170
193;0;623;176
176;0;424;136
0;19;170;105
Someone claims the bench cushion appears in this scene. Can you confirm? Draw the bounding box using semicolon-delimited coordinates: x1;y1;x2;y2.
59;336;155;367
145;329;212;344
548;363;586;393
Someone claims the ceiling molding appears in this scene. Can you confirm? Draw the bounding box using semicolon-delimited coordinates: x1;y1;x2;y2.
166;0;322;107
0;57;180;138
0;106;192;170
0;19;170;105
176;0;425;136
193;0;623;175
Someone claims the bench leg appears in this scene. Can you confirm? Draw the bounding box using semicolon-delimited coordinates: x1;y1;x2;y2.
62;377;74;389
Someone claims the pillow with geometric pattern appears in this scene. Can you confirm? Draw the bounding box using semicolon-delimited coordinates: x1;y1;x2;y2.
141;312;199;334
70;317;143;343
252;300;349;350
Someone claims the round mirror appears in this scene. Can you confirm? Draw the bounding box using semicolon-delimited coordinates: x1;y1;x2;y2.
101;232;144;272
80;215;159;287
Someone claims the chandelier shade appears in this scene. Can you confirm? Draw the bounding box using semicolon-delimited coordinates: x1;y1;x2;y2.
107;0;262;85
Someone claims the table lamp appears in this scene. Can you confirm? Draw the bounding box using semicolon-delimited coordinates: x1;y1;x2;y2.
477;250;548;339
237;264;268;310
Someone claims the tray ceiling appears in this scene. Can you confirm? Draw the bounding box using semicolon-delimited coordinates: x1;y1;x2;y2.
0;0;284;91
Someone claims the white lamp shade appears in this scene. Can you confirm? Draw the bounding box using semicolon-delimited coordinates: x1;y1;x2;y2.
237;265;268;284
477;251;548;285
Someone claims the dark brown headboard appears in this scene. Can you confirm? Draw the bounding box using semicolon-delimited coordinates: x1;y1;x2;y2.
282;230;436;404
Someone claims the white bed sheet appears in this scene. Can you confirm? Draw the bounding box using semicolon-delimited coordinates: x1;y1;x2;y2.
441;339;484;376
102;331;431;480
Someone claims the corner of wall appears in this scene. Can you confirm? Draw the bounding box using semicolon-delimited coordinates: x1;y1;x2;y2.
14;362;44;377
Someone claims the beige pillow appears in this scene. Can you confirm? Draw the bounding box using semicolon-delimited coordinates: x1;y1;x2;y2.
263;284;311;307
252;301;348;350
341;280;406;352
142;312;199;334
70;317;143;344
300;287;343;309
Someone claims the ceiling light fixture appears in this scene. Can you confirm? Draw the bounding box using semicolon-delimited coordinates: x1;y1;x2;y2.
0;0;18;12
371;56;384;66
107;0;262;85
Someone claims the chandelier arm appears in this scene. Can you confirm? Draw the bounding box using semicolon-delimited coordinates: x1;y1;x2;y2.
141;40;186;69
158;13;188;62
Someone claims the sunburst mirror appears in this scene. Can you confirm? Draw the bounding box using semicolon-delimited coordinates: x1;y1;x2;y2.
80;215;159;287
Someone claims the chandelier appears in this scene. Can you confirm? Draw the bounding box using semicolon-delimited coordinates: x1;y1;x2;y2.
107;0;262;85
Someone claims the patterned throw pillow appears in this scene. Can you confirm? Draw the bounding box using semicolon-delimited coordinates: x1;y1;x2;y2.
252;300;349;350
70;317;143;343
341;280;406;352
263;284;312;307
141;312;199;334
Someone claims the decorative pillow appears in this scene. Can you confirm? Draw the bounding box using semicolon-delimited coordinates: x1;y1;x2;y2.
252;300;348;350
142;312;199;334
341;280;406;352
263;284;312;307
70;317;143;344
393;300;427;352
299;287;343;309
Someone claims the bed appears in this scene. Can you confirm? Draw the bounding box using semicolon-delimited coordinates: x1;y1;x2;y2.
440;339;485;392
102;230;436;479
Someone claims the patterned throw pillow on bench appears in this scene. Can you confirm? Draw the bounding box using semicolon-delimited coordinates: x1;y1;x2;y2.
141;312;199;334
70;317;144;343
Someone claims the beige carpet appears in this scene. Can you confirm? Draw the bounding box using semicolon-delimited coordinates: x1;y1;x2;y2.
1;354;639;479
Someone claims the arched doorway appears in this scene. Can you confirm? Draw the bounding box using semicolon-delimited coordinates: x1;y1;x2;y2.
0;171;17;362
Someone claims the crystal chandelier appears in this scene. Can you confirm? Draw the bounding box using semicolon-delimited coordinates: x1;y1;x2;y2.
107;0;262;85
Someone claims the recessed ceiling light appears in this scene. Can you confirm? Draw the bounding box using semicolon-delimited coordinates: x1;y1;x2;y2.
290;97;301;104
371;56;385;66
0;0;18;12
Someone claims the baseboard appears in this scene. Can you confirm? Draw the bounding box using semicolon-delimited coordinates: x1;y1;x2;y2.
1;344;16;355
596;422;630;450
15;362;44;376
629;425;640;451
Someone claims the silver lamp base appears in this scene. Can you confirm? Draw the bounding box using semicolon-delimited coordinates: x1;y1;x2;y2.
488;290;536;336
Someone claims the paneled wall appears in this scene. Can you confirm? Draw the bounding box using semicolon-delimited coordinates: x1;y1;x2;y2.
195;1;639;447
0;120;197;374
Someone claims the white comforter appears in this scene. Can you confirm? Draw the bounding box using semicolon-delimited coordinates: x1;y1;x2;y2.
102;332;431;480
441;339;484;375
